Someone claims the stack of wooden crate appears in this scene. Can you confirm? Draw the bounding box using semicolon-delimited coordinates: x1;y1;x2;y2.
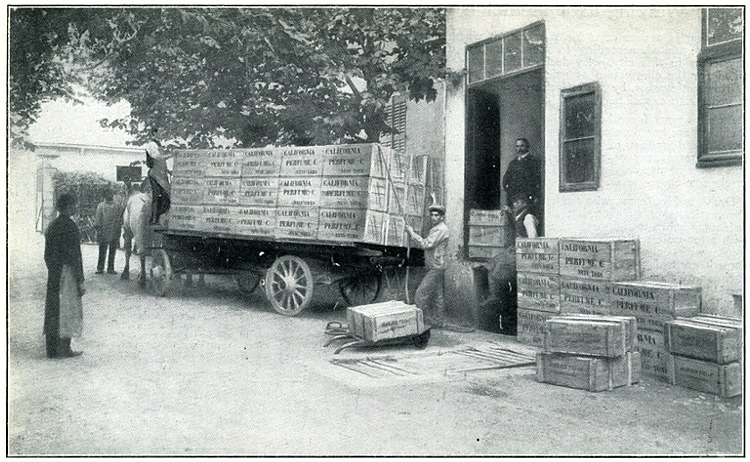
609;281;702;381
515;237;563;347
169;144;441;247
664;314;742;398
467;209;514;260
536;314;641;392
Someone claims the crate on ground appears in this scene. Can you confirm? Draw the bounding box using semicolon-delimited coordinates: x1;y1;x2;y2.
516;237;560;274
637;329;671;380
536;351;641;392
610;281;702;333
559;238;640;281
469;209;513;261
666;317;742;364
517;308;556;348
543;316;636;358
517;272;561;312
668;355;741;398
559;278;613;315
555;314;638;352
346;301;425;342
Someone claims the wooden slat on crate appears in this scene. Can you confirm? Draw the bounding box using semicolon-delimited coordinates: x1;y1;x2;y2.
559;278;613;315
205;150;243;177
241;148;282;176
517;273;560;313
668;355;741;398
346;301;424;342
559;238;640;281
275;207;319;241
238;177;279;207
666;318;742;364
279;146;323;176
317;208;385;245
610;281;702;333
385;215;406;248
516;238;560;274
204;178;241;205
556;314;637;353
172;150;206;177
171;177;205;205
536;352;641;392
637;329;671;380
276;177;322;208
319;176;387;211
517;308;556;348
543;318;633;357
408;155;429;185
232;207;276;238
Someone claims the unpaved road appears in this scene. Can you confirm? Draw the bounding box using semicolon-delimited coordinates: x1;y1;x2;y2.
7;235;743;456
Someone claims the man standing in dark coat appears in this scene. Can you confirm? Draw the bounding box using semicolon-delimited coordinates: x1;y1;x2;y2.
502;138;541;207
44;193;85;358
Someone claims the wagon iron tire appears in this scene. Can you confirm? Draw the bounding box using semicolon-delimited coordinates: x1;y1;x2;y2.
234;271;261;295
264;255;314;316
149;249;173;297
339;272;383;307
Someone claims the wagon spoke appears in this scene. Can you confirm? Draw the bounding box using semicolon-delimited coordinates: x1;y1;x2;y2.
264;255;313;316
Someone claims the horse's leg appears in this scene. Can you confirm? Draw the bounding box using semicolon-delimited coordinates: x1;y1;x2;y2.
121;236;131;280
197;273;206;289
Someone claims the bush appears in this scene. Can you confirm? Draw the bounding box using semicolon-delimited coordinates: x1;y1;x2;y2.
51;171;120;218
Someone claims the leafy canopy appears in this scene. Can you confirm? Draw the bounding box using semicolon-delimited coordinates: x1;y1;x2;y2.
9;7;449;149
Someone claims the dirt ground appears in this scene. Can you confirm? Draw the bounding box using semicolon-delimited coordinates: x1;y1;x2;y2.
6;236;744;456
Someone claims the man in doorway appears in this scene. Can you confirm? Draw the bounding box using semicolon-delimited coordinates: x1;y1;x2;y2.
406;205;473;333
145;128;172;225
94;189;119;275
502;138;542;208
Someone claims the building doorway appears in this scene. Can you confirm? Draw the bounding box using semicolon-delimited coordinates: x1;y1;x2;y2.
465;67;545;234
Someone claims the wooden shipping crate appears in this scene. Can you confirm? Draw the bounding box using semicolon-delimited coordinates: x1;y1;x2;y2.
516;238;560;274
317;208;385;245
543;317;634;358
238;177;279;207
666;318;742;364
536;351;641;392
385;215;406;248
559;238;640;281
232;206;276;238
469;246;507;260
205;150;243;177
517;273;561;313
469;209;507;226
277;177;322;208
346;301;424;342
408;155;429;185
610;281;702;333
556;314;638;353
637;329;671;381
319;176;388;211
168;204;202;232
669;355;741;398
200;205;237;234
688;314;742;329
559;278;613;316
275;207;320;241
279;146;323;176
319;143;389;178
517;308;556;348
241;148;283;176
172;150;206;177
204;178;241;205
171;177;205;205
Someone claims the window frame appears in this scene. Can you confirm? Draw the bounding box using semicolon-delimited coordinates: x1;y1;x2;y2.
559;82;602;192
696;40;743;168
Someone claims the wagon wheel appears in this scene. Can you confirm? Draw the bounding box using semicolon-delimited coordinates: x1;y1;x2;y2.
339;271;383;307
234;271;262;295
264;255;314;316
149;249;173;297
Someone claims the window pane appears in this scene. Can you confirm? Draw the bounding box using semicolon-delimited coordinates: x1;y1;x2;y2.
707;57;742;106
707;105;743;153
523;25;545;67
504;32;522;73
563;138;596;184
485;39;503;78
564;92;596;139
468;46;484;83
707;8;743;46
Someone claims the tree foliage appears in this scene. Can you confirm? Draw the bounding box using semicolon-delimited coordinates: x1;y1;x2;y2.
9;7;450;149
52;170;118;218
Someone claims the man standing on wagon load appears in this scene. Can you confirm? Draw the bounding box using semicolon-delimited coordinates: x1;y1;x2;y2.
406;204;473;333
145;128;172;225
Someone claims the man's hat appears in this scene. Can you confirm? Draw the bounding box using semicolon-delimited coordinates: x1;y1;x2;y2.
428;204;446;215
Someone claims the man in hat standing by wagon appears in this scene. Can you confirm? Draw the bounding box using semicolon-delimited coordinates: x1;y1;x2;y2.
44;193;85;358
406;204;473;332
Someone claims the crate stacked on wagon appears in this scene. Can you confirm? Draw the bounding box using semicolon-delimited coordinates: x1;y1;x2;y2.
664;314;742;397
536;314;641;392
609;281;702;381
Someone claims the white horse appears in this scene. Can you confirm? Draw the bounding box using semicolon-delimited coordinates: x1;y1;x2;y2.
121;191;152;287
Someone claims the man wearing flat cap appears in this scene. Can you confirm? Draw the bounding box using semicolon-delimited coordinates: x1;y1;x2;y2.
406;204;471;332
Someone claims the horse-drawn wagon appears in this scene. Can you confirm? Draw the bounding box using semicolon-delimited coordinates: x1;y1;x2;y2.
138;143;442;316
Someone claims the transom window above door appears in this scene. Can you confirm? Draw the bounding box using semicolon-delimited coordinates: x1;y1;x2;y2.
467;22;545;85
